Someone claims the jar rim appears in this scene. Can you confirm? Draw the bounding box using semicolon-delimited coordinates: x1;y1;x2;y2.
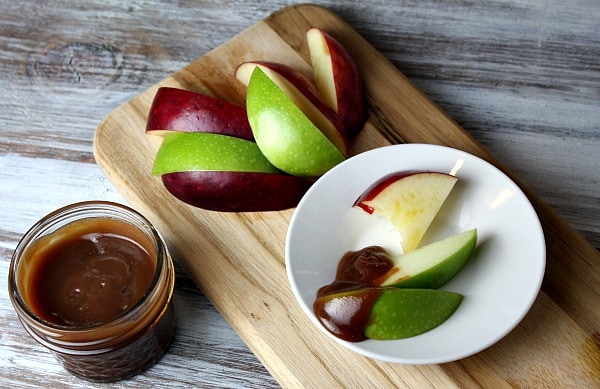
9;200;169;332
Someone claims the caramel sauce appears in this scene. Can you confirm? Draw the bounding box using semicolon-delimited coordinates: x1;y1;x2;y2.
314;246;393;342
10;202;176;382
20;218;156;327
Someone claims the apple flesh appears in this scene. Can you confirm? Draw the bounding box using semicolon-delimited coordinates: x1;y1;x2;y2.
354;171;458;253
307;28;366;139
235;61;347;156
161;171;311;212
364;288;463;340
378;229;477;289
244;67;346;177
146;87;254;141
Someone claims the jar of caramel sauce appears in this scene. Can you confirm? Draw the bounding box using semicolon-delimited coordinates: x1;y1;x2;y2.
8;201;176;382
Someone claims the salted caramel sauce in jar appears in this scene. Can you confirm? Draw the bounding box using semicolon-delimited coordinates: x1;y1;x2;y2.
8;201;176;382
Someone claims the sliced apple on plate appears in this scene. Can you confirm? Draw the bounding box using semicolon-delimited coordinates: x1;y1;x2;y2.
243;66;346;177
152;132;311;212
364;288;463;340
354;171;458;252
314;287;463;342
146;87;254;141
378;229;478;289
307;27;366;139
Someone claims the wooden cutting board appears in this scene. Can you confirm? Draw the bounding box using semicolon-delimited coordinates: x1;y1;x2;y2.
94;4;600;387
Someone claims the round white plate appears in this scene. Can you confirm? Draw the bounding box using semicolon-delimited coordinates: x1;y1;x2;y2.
285;144;545;364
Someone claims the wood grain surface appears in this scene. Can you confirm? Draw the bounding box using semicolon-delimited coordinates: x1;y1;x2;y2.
94;4;600;388
1;1;598;388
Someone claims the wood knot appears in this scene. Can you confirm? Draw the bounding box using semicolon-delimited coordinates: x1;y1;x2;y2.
27;42;124;95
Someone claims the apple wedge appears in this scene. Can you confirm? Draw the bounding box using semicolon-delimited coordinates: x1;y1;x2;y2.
161;171;311;212
354;171;458;252
307;28;367;138
244;66;346;177
146;87;254;141
151;132;279;176
378;229;477;289
314;287;462;342
151;132;311;212
364;288;463;340
236;61;347;157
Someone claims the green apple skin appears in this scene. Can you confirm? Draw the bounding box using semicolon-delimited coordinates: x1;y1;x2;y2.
151;132;280;176
146;87;254;141
235;61;348;156
245;67;346;177
364;288;463;340
162;170;312;212
152;132;313;212
380;229;478;289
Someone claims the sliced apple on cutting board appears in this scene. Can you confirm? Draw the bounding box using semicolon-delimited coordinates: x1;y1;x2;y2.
378;229;478;289
307;27;366;139
146;87;254;141
354;171;458;252
161;170;311;213
152;132;311;212
151;132;277;175
235;61;347;156
243;66;346;177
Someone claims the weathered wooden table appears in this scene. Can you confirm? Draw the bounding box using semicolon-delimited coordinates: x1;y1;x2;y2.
1;1;598;388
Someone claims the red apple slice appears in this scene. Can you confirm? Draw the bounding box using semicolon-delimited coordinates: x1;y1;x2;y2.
307;28;366;139
354;171;458;252
146;87;254;141
235;61;348;156
162;170;312;212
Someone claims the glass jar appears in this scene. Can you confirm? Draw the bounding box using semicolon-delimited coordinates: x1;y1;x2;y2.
8;201;176;382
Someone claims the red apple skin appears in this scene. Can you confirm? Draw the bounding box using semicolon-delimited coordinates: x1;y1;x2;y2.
147;87;312;211
308;28;367;139
161;170;313;212
235;61;348;154
146;87;254;141
353;171;442;213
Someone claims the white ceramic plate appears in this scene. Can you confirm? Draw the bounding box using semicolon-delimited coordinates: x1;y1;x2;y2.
285;144;545;364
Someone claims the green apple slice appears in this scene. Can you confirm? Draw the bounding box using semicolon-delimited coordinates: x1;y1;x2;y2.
151;132;281;175
245;67;345;177
379;229;477;289
364;288;463;340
